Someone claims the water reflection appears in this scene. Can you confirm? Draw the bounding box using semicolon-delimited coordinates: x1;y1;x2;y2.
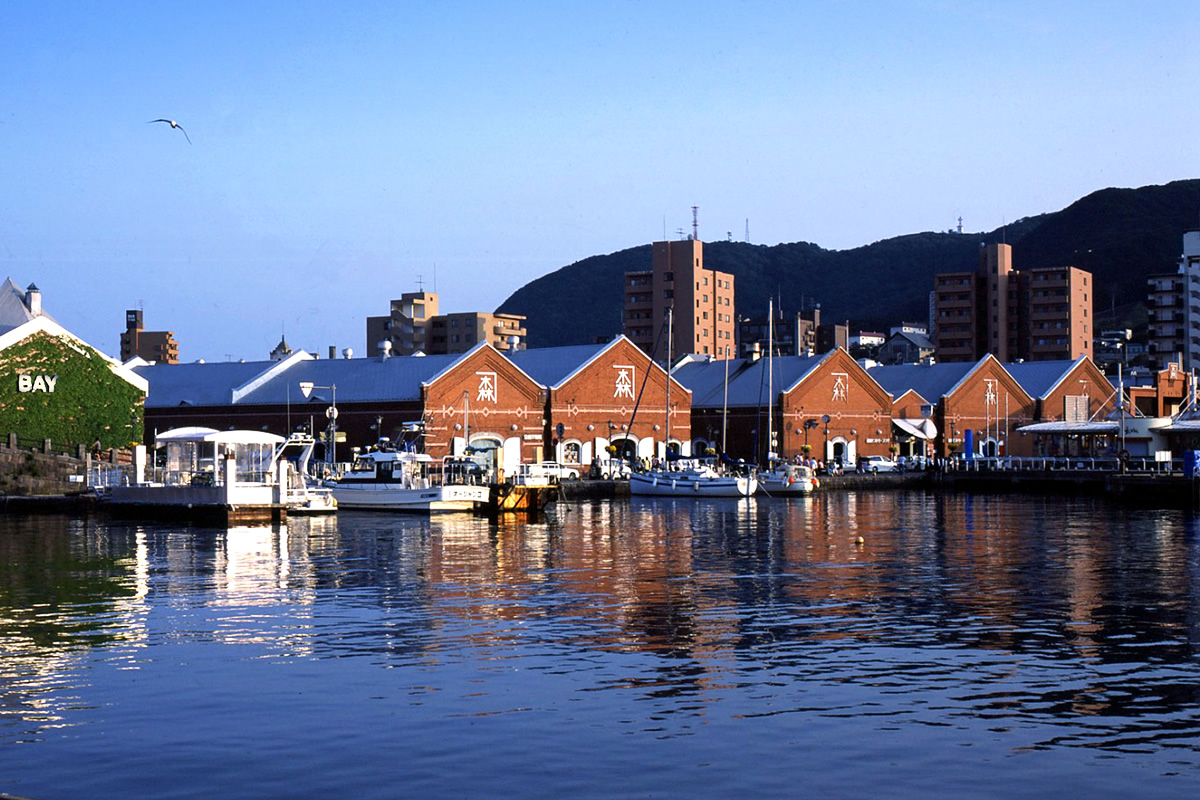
1;492;1199;762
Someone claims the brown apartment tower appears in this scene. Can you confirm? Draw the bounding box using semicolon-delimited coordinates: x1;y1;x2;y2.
623;239;735;362
934;243;1092;363
120;309;179;364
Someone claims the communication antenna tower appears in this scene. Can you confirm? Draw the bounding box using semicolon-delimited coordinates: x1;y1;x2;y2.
957;216;963;234
416;273;424;292
744;219;750;243
691;205;699;241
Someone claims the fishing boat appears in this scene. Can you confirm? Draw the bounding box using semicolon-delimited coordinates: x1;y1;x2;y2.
757;460;818;495
630;456;757;497
329;443;491;513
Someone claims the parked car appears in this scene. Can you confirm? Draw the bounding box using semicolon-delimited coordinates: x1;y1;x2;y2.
592;458;632;480
541;461;582;481
859;455;900;474
899;455;929;471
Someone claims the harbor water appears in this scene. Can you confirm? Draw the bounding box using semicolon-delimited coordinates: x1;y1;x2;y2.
2;491;1200;798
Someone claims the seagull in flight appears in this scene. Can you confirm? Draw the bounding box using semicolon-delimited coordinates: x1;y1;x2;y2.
148;118;191;144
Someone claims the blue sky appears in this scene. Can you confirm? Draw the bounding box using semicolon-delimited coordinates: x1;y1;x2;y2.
2;1;1197;361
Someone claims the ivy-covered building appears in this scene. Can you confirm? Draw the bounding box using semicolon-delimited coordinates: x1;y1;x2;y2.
0;278;148;449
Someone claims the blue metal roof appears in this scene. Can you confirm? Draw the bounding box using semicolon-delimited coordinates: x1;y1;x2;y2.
136;359;277;407
507;340;614;388
138;351;462;408
1002;358;1085;399
867;361;977;402
237;353;460;405
673;353;824;408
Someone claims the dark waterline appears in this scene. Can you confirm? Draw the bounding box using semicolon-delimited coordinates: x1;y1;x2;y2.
2;491;1199;799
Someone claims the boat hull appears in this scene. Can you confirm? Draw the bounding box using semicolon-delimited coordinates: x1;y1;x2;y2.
757;476;815;495
331;483;490;513
629;471;757;497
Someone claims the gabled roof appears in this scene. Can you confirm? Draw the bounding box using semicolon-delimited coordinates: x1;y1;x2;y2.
0;278;57;335
507;339;616;389
1003;356;1089;400
884;330;934;350
673;353;824;408
867;361;978;402
421;340;543;392
136;359;282;407
0;314;146;393
138;345;548;409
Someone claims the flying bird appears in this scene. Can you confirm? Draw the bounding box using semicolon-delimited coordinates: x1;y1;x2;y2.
148;118;191;144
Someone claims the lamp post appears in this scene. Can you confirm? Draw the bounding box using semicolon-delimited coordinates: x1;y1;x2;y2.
299;382;337;466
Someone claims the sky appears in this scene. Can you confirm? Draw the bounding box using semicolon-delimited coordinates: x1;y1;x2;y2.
2;1;1198;362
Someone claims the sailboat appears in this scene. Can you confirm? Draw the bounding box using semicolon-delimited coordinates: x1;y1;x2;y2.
629;306;757;498
755;298;819;496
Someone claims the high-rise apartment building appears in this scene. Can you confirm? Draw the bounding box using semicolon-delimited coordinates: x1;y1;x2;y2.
120;309;179;364
367;291;526;356
1145;231;1200;371
933;243;1092;363
623;239;735;362
738;304;847;358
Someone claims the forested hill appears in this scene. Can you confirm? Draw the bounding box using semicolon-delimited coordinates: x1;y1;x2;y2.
497;179;1200;348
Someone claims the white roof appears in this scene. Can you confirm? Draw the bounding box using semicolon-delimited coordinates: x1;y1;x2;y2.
153;427;285;446
893;418;938;439
1016;420;1119;434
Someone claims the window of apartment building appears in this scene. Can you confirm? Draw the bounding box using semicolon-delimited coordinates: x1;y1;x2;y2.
703;311;708;319
703;276;708;286
664;290;673;299
664;272;673;282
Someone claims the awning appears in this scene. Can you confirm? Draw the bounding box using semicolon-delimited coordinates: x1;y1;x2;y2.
892;418;937;440
1016;420;1119;435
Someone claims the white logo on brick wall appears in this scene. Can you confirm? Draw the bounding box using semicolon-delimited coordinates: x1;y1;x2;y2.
614;365;635;399
476;372;497;403
984;378;998;407
832;373;848;402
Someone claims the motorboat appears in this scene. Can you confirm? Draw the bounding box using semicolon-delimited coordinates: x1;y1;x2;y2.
758;461;818;495
273;434;337;514
629;457;757;497
330;444;491;513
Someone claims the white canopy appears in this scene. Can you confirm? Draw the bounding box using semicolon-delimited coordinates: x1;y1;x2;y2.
1016;420;1119;434
154;427;285;446
892;418;938;440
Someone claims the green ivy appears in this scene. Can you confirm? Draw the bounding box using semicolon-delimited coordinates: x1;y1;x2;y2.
0;331;145;449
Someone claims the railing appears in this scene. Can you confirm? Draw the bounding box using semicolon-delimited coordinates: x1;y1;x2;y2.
946;456;1185;475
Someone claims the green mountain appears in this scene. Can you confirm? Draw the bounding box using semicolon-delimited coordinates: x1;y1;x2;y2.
498;179;1200;348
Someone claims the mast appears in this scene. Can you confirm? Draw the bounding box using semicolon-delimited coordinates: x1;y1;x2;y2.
665;305;672;459
722;345;729;453
767;298;774;463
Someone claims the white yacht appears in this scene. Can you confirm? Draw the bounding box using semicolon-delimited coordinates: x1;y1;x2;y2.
757;461;818;496
630;458;757;498
330;445;491;513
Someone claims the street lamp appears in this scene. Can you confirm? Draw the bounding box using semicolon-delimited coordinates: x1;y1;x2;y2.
299;381;337;466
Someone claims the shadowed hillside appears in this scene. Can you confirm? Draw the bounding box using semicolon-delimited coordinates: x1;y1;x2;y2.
498;180;1200;348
